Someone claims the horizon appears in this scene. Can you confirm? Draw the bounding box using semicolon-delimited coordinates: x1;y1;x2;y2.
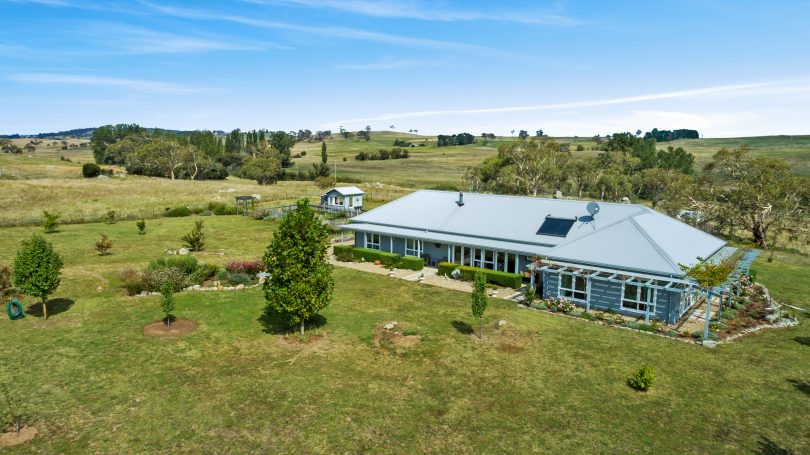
2;1;809;136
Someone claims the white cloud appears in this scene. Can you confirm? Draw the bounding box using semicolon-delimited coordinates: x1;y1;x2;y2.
335;57;441;70
9;73;209;94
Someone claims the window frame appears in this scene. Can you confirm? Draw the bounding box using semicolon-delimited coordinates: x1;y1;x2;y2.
364;232;380;250
621;281;657;314
405;238;423;257
558;272;588;302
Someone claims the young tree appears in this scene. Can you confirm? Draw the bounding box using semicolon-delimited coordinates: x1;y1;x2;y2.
182;220;205;252
95;233;113;256
136;218;146;235
42;210;60;233
471;270;488;339
241;156;282;185
160;282;175;326
321;140;327;164
12;234;63;319
263;199;334;335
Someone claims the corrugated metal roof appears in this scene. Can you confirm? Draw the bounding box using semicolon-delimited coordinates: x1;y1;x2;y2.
325;186;364;196
344;190;725;277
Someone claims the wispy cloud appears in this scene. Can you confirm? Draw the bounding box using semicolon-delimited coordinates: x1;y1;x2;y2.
9;73;208;94
7;0;70;6
242;0;585;25
336;57;441;70
333;79;810;125
74;22;290;54
138;1;508;56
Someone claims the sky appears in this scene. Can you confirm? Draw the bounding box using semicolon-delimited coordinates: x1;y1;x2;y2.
1;0;809;137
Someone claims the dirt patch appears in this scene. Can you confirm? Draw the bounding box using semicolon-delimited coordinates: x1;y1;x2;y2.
468;326;531;353
143;319;198;338
277;330;328;348
0;426;37;446
372;324;422;350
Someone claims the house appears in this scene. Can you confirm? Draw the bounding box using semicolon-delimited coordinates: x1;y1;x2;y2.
340;190;731;324
321;186;364;211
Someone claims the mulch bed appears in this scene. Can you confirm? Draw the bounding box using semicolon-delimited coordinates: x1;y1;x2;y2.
0;426;37;447
143;319;198;338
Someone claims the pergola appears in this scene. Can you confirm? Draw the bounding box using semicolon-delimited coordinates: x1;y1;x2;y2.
235;195;257;216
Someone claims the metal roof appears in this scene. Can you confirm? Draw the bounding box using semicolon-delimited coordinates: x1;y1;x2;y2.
324;186;364;196
343;190;726;277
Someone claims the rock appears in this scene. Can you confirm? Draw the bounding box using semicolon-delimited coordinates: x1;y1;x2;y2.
139;291;149;296
765;314;780;323
383;323;395;330
701;340;717;348
553;190;563;199
235;284;245;290
192;285;201;290
185;286;194;291
497;319;508;327
166;249;176;255
96;286;103;293
178;248;190;256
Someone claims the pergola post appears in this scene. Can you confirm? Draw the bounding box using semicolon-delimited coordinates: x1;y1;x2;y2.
644;302;651;324
703;291;712;339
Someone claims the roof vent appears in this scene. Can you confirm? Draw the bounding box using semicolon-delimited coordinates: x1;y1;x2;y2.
456;191;464;207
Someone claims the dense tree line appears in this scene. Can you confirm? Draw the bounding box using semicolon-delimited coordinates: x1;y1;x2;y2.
437;133;475;147
644;128;699;141
355;148;409;161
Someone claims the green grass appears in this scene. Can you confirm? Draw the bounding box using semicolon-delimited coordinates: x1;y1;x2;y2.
0;216;808;453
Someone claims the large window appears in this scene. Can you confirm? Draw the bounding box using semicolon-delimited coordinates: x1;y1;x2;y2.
365;233;380;250
559;273;588;301
622;281;656;313
405;238;422;257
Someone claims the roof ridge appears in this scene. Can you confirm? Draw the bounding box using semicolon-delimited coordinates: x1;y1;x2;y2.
546;210;644;252
628;215;681;274
414;189;650;209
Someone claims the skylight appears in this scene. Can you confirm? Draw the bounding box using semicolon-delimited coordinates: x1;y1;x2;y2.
537;217;576;237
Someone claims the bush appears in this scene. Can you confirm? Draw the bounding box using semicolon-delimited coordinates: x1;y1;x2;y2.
399;256;424;271
437;262;522;288
227;272;251;286
207;202;237;216
102;209;117;224
136;218;146;235
147;256;199;275
190;263;220;284
335;252;354;262
142;267;189;292
333;245;352;257
215;269;230;283
82;162;101;178
165;206;191;217
182;220;205;252
225;259;264;275
546;297;576;313
119;268;144;296
42;210;60;233
350;248;401;266
95;233;113;256
628;365;655;391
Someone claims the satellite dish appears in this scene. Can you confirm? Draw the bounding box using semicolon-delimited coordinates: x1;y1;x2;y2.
586;201;601;217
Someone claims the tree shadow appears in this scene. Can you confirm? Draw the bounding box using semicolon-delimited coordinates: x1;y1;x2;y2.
258;310;327;334
756;436;795;455
786;378;810;397
451;320;473;335
792;336;810;347
25;298;74;318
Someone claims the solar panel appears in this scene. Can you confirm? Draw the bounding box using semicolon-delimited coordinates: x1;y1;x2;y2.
537;217;576;237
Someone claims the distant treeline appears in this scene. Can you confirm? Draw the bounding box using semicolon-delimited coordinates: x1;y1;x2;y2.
437;133;476;147
643;128;699;142
0;127;228;140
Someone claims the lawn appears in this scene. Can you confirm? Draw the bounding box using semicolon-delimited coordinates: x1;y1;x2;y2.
0;216;808;453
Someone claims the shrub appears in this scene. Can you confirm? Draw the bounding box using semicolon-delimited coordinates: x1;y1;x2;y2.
350;248;401;266
227;272;251;286
399;256;424;271
190;263;220;284
119;268;144;296
638;323;656;333
333;245;352;257
142;267;189;292
437;262;522;288
215;269;230;283
524;285;536;306
182;220;205;252
628;365;655;391
147;256;199;275
95;233;113;256
82;162;101;178
165;206;191;217
547;297;576;313
576;144;585;151
160;283;175;325
136;218;146;235
0;264;12;296
225;259;264;275
102;209;117;224
207;202;237;216
42;210;60;233
335;252;354;262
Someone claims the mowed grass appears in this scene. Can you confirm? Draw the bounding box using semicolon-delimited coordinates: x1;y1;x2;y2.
0;217;808;453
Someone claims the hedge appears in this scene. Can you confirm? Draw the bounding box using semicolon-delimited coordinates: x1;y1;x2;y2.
437;262;522;289
351;248;401;266
400;256;424;271
333;245;352;256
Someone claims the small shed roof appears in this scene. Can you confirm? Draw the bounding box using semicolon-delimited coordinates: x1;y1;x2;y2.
325;186;364;196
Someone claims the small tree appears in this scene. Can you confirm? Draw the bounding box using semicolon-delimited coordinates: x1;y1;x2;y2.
160;282;175;326
182;220;205;251
0;383;25;435
680;257;734;291
628;365;655;391
82;162;101;178
0;264;12;296
12;234;63;319
103;209;117;224
42;210;60;233
136;218;146;235
524;284;536;306
471;270;488;339
95;233;113;256
263;199;334;334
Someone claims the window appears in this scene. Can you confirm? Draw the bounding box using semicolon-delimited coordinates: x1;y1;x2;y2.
335;196;344;205
537;217;576;237
622;281;656;313
365;233;380;250
559;273;587;301
405;238;422;257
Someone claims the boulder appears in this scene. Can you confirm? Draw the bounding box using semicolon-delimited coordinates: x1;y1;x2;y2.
701;340;718;348
235;284;245;290
178;248;190;256
497;319;508;327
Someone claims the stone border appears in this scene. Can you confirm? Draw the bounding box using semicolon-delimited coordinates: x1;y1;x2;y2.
135;283;261;297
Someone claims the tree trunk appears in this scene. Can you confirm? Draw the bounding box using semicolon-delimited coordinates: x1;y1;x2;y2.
42;298;47;320
479;318;483;339
752;222;767;248
300;319;305;335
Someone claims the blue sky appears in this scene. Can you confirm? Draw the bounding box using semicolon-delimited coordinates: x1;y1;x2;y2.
1;0;809;136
